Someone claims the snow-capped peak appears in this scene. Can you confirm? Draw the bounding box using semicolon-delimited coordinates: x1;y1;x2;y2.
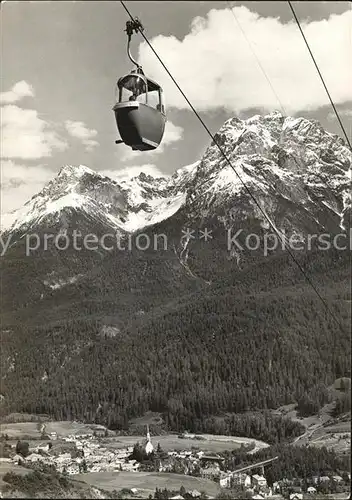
0;160;201;235
57;164;96;178
188;111;351;233
2;113;351;237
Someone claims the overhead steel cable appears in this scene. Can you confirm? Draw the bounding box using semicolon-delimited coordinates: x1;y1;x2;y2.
226;0;287;117
287;0;352;151
119;0;347;333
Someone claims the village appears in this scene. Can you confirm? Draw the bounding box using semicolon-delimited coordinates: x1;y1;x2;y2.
2;426;350;500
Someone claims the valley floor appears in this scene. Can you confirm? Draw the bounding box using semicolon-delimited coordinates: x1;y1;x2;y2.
0;411;350;499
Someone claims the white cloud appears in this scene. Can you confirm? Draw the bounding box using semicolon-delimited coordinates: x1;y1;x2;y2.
1;104;68;159
327;109;352;122
162;121;184;148
1;160;55;213
100;164;166;181
120;120;183;161
64;120;99;151
0;80;34;104
137;6;352;114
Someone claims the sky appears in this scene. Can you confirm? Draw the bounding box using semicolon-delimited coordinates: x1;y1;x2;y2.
1;0;351;214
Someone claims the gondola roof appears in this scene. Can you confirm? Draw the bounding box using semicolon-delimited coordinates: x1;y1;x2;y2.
118;72;162;93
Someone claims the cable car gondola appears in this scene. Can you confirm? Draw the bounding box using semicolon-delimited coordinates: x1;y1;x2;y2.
113;19;166;151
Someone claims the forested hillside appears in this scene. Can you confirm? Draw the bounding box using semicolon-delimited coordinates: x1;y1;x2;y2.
1;113;350;432
1;243;350;431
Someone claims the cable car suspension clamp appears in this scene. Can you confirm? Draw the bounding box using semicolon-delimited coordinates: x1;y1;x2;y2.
125;18;144;40
125;18;144;70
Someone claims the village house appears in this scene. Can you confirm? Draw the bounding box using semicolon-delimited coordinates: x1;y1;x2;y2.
232;473;251;487
272;481;280;493
312;475;330;484
252;474;267;488
219;471;252;489
307;486;317;494
219;475;231;488
158;460;174;473
200;464;221;480
11;454;25;465
332;475;344;483
35;443;51;453
122;459;140;471
66;463;80;474
189;490;201;498
26;453;47;463
289;493;303;500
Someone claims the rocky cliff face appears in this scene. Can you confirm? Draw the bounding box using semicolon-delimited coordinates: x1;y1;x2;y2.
183;112;350;233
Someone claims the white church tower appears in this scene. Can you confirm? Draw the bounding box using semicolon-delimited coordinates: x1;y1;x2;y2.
145;425;154;455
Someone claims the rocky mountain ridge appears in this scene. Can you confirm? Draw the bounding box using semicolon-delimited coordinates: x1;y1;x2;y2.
2;112;351;241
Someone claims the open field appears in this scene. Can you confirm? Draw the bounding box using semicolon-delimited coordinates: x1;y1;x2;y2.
104;433;268;453
44;421;107;436
74;471;221;497
129;412;164;427
193;433;269;454
0;421;107;439
0;422;42;439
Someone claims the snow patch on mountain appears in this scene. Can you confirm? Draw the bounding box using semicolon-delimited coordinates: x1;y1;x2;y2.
122;193;187;232
1;165;126;234
1;162;199;235
43;274;83;290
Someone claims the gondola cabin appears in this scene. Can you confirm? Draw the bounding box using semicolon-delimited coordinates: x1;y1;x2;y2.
113;70;166;151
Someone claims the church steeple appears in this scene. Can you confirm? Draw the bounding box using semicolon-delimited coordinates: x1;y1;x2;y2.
145;424;154;455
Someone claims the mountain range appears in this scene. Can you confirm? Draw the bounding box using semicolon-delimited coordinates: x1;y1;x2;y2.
2;111;351;238
1;111;351;429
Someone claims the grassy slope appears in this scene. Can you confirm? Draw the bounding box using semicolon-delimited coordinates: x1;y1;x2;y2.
74;471;221;496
